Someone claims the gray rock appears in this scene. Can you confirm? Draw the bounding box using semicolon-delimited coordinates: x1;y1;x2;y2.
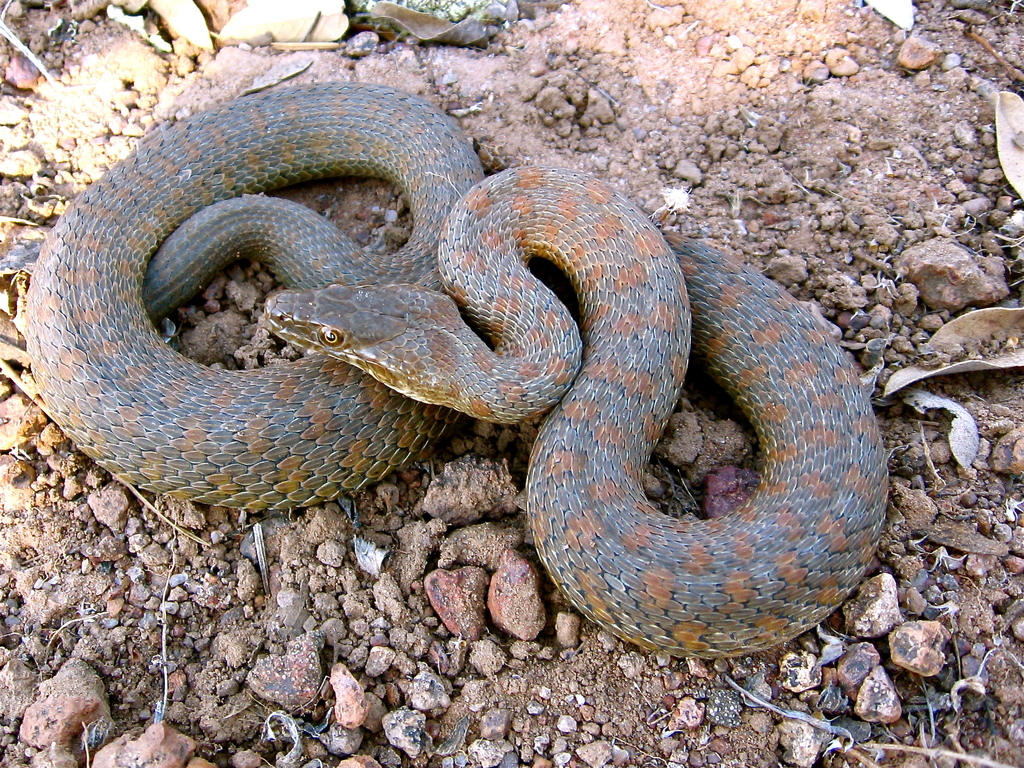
407;669;451;713
382;708;430;759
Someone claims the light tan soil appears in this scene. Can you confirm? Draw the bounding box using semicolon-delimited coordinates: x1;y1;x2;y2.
1;1;1023;766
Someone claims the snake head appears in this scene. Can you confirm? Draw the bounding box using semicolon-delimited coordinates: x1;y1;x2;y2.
265;283;484;411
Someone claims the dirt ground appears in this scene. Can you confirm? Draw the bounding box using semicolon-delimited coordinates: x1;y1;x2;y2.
1;0;1023;766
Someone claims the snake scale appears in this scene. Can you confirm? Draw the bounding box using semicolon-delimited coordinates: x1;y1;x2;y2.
24;82;888;656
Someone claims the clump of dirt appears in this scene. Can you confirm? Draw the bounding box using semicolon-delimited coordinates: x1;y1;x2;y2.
0;1;1023;767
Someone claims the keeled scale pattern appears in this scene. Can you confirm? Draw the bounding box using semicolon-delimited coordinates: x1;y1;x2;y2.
436;170;886;657
25;84;887;655
24;83;483;508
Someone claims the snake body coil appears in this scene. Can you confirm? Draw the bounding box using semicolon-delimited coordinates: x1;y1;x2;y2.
24;83;887;655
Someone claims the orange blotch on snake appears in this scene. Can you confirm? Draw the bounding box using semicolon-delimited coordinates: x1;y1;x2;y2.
642;566;677;605
751;322;786;346
466;187;492;213
586;477;625;504
511;194;534;218
585;179;612;205
514;167;545;189
753;614;790;634
594;215;622;244
565;512;603;551
621;521;655;552
671;622;711;651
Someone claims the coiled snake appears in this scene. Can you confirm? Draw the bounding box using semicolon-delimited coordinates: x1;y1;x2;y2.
24;83;887;656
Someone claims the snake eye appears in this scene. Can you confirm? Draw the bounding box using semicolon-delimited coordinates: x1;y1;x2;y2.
318;328;343;347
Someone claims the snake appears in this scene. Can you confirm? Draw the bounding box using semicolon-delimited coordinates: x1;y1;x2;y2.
24;82;888;656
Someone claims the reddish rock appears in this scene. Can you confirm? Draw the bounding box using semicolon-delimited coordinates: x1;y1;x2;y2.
19;659;111;752
337;758;382;768
897;35;942;70
703;466;760;518
991;428;1024;474
854;665;902;724
330;662;370;729
424;566;489;640
487;550;546;641
836;642;881;698
88;484;131;532
889;621;950;676
895;238;1008;311
247;632;324;711
5;54;41;89
92;722;195;768
665;696;704;730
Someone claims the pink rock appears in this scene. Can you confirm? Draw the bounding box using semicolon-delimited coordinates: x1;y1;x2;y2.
19;659;111;752
889;621;950;676
247;632;324;711
92;722;195;768
331;663;370;729
425;566;489;640
487;550;546;641
702;466;759;518
895;238;1008;311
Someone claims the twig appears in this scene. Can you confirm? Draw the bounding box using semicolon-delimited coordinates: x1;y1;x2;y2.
121;481;208;548
965;28;1024;82
0;216;40;226
855;741;1018;768
0;0;58;87
154;552;176;724
724;675;855;742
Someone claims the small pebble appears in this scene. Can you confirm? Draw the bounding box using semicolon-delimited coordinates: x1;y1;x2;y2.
479;708;512;740
705;688;743;728
888;620;950;676
576;740;614;768
424;566;489;641
803;60;830;83
346;30;379;57
91;722;194;768
331;662;370;728
843;573;902;638
383;708;430;759
488;550;546;641
665;696;704;730
407;669;451;713
897;35;942;70
836;642;881;697
364;645;396;677
556;715;577;733
778;651;822;693
555;611;581;648
247;632;324;711
941;53;962;70
824;48;859;77
854;666;902;724
778;718;827;768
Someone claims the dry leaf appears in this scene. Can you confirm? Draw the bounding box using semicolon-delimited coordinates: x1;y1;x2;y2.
220;0;348;44
242;57;314;94
995;90;1024;201
148;0;213;50
903;390;980;470
864;0;914;30
883;307;1024;396
370;1;491;46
